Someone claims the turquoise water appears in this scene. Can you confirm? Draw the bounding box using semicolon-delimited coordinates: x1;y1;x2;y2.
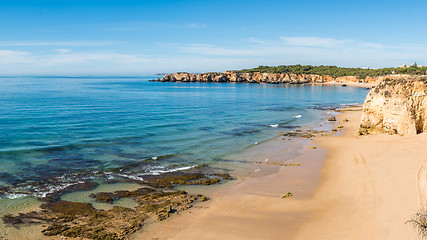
0;77;369;198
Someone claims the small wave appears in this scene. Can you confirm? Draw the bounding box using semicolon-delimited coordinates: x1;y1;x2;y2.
103;172;115;180
117;174;144;181
5;193;29;199
294;115;302;119
340;103;360;106
33;182;81;198
143;165;196;176
270;124;279;128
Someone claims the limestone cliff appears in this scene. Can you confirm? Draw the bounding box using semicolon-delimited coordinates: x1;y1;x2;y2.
360;76;427;135
155;71;381;85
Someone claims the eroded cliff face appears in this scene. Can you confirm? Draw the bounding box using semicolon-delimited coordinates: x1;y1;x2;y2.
156;71;380;84
360;76;427;135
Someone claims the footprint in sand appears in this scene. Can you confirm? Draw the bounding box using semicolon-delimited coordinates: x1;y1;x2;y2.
417;163;427;211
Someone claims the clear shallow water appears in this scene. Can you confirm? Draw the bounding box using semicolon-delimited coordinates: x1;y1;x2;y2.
0;77;369;198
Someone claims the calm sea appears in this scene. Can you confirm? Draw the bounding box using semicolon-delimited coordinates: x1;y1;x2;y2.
0;77;369;199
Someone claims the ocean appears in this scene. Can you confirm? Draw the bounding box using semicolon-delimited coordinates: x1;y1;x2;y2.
0;76;368;206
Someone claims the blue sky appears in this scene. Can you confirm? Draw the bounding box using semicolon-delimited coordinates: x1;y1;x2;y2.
1;0;427;75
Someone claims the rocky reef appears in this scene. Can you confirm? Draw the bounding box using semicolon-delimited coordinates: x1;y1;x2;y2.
2;169;231;240
360;76;427;135
154;71;382;85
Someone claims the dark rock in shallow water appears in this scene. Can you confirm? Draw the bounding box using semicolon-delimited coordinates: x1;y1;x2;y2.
0;172;24;185
13;156;101;183
279;125;300;129
4;190;209;240
199;126;214;132
0;185;9;197
282;131;315;139
90;188;156;204
89;192;114;204
143;172;231;188
41;181;98;203
3;167;232;240
47;157;102;169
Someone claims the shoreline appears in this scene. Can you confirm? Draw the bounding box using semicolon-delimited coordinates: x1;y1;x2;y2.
134;107;422;240
151;79;377;89
0;82;367;240
132;114;337;239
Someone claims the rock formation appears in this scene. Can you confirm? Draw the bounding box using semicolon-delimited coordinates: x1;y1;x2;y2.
360;76;427;135
155;71;381;85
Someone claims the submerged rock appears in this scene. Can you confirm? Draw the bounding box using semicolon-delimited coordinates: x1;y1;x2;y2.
41;181;98;203
3;189;209;240
143;171;232;188
0;185;9;197
89;192;114;203
2;168;232;240
89;188;156;204
282;131;315;139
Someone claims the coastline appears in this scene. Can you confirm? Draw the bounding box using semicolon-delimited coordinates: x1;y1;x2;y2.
132;114;335;239
134;107;422;240
0;80;371;240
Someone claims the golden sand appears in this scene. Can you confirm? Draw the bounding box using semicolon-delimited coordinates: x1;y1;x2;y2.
134;109;423;240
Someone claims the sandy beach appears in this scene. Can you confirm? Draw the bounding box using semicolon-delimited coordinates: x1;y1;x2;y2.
134;108;423;240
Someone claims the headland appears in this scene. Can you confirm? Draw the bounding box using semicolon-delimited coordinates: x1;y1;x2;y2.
152;65;427;89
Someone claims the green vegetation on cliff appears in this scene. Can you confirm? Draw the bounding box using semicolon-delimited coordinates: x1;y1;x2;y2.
236;65;427;78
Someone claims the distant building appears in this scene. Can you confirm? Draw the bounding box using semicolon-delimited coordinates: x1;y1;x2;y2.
399;63;425;68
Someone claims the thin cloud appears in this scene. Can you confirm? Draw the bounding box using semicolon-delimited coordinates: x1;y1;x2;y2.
0;50;34;64
0;41;121;47
0;50;148;66
181;44;262;56
186;23;206;28
176;36;427;68
56;48;72;53
280;36;349;48
40;52;149;65
280;36;388;50
103;21;207;32
1;36;427;75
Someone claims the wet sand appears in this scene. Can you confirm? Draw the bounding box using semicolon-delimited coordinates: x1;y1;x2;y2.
135;108;422;240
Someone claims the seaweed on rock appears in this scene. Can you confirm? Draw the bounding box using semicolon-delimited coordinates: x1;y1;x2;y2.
2;169;232;240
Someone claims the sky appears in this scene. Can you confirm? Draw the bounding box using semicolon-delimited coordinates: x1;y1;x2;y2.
1;0;427;76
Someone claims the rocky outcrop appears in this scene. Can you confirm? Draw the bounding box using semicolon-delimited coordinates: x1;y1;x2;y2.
155;71;381;85
360;76;427;135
